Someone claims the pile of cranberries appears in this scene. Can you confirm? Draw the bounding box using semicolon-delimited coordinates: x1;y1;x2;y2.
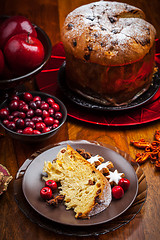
0;92;63;135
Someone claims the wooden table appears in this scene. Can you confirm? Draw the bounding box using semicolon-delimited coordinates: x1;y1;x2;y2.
0;0;160;239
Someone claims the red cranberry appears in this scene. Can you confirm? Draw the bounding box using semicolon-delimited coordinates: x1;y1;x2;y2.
3;119;9;126
42;127;51;133
0;108;9;119
29;101;37;110
47;98;55;106
35;109;42;116
9;100;19;111
12;111;19;117
19;100;25;107
32;116;42;123
33;96;41;102
35;122;46;131
53;123;59;129
13;117;19;123
23;92;33;102
33;130;41;134
16;129;23;134
42;110;49;118
11;94;19;101
19;112;26;119
44;117;54;126
35;100;42;108
15;118;25;129
48;108;54;117
25;121;35;129
53;119;59;125
19;104;29;112
26;109;34;118
52;103;60;112
54;112;62;120
23;127;33;134
41;102;49;111
8;115;14;121
7;122;16;131
24;118;31;123
48;125;53;130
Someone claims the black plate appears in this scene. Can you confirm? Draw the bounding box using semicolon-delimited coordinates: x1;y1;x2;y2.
58;62;160;111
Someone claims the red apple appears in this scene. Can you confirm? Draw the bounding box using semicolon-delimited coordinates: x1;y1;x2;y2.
4;33;45;75
0;16;37;49
0;49;5;75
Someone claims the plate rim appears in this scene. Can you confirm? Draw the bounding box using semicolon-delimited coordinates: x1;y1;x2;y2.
22;140;139;227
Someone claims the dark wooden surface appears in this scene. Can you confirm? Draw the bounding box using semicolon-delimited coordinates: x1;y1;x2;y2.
0;0;160;239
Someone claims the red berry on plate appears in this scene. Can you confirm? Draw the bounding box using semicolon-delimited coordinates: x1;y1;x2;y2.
112;186;124;199
118;178;130;191
45;180;57;191
40;187;52;200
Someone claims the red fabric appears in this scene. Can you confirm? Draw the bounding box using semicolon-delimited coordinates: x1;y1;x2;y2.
36;40;160;126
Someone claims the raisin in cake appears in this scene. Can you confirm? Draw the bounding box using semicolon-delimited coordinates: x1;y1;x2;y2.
61;1;156;106
43;145;112;218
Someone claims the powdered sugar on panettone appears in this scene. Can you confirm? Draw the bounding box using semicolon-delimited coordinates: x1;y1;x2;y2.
61;1;156;66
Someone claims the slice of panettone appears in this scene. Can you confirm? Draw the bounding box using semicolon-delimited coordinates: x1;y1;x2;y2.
43;145;112;218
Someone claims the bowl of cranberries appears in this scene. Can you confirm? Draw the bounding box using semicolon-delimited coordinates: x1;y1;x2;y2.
0;15;52;90
0;91;67;142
